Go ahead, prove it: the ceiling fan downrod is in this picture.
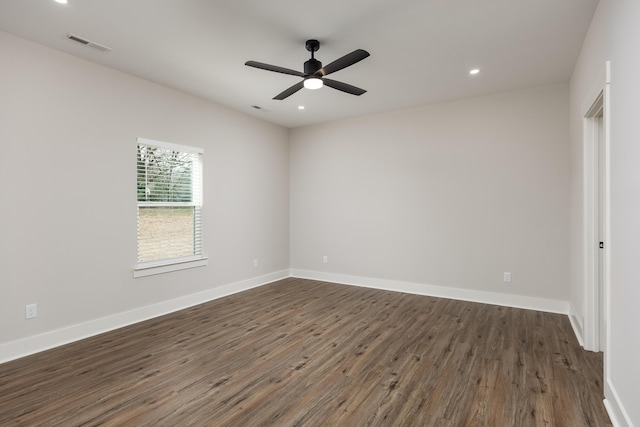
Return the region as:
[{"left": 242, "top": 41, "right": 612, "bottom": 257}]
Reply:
[{"left": 304, "top": 39, "right": 322, "bottom": 75}]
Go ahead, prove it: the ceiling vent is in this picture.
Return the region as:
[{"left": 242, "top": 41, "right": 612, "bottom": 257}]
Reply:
[{"left": 66, "top": 33, "right": 112, "bottom": 53}]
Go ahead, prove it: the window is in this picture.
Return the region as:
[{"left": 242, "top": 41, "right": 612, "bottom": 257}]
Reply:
[{"left": 134, "top": 138, "right": 206, "bottom": 277}]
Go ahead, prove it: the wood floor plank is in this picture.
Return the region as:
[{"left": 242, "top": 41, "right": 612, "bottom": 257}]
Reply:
[{"left": 0, "top": 278, "right": 611, "bottom": 426}]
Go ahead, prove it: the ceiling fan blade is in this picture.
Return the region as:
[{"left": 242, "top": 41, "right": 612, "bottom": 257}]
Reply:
[
  {"left": 317, "top": 49, "right": 370, "bottom": 76},
  {"left": 322, "top": 78, "right": 367, "bottom": 96},
  {"left": 273, "top": 81, "right": 305, "bottom": 100},
  {"left": 245, "top": 61, "right": 305, "bottom": 77}
]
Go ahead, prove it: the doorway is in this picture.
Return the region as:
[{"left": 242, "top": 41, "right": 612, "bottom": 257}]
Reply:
[{"left": 583, "top": 72, "right": 609, "bottom": 353}]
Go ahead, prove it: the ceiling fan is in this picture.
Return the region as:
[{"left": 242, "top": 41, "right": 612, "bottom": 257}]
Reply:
[{"left": 245, "top": 39, "right": 370, "bottom": 100}]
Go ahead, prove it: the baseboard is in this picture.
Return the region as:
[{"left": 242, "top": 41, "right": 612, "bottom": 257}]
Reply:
[
  {"left": 568, "top": 303, "right": 585, "bottom": 347},
  {"left": 0, "top": 269, "right": 572, "bottom": 365},
  {"left": 604, "top": 379, "right": 633, "bottom": 427},
  {"left": 0, "top": 269, "right": 290, "bottom": 364},
  {"left": 290, "top": 269, "right": 569, "bottom": 314}
]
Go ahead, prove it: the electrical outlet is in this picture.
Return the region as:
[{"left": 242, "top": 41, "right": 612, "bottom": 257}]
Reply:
[
  {"left": 322, "top": 255, "right": 328, "bottom": 264},
  {"left": 253, "top": 258, "right": 259, "bottom": 268},
  {"left": 26, "top": 303, "right": 37, "bottom": 319},
  {"left": 503, "top": 272, "right": 512, "bottom": 283}
]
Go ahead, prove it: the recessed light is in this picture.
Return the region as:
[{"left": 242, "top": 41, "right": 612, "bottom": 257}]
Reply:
[
  {"left": 298, "top": 106, "right": 305, "bottom": 110},
  {"left": 54, "top": 0, "right": 68, "bottom": 4},
  {"left": 469, "top": 68, "right": 480, "bottom": 75}
]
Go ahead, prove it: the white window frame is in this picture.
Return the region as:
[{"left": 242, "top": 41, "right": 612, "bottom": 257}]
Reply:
[{"left": 133, "top": 137, "right": 207, "bottom": 278}]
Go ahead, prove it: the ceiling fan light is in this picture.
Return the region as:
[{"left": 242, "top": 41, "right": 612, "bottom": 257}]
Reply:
[{"left": 304, "top": 77, "right": 323, "bottom": 90}]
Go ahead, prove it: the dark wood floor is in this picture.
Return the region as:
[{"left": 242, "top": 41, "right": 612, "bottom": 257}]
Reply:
[{"left": 0, "top": 278, "right": 610, "bottom": 426}]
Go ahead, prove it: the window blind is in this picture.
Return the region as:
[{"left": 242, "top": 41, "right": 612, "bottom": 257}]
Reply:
[{"left": 136, "top": 138, "right": 203, "bottom": 265}]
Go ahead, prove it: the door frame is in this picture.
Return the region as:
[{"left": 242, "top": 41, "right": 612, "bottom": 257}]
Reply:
[{"left": 582, "top": 62, "right": 610, "bottom": 353}]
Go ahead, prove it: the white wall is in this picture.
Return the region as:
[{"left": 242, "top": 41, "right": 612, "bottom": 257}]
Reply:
[
  {"left": 605, "top": 2, "right": 640, "bottom": 425},
  {"left": 290, "top": 84, "right": 571, "bottom": 309},
  {"left": 569, "top": 1, "right": 640, "bottom": 425},
  {"left": 0, "top": 31, "right": 290, "bottom": 360}
]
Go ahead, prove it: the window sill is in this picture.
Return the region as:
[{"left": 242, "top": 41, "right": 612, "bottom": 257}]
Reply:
[{"left": 133, "top": 257, "right": 208, "bottom": 278}]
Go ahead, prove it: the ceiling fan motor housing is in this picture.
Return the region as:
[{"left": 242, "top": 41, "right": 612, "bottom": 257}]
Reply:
[{"left": 304, "top": 58, "right": 322, "bottom": 75}]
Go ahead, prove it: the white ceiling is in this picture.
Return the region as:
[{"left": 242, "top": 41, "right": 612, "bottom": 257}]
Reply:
[{"left": 0, "top": 0, "right": 598, "bottom": 128}]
